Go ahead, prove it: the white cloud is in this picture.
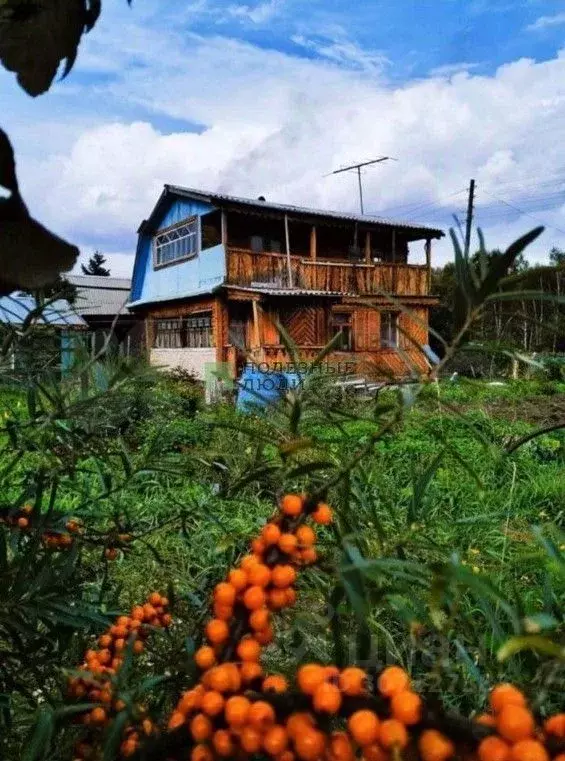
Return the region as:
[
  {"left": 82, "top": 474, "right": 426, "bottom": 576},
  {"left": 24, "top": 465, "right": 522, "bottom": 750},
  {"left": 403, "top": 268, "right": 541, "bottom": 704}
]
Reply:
[
  {"left": 9, "top": 13, "right": 565, "bottom": 274},
  {"left": 227, "top": 0, "right": 282, "bottom": 24},
  {"left": 291, "top": 32, "right": 389, "bottom": 75},
  {"left": 526, "top": 12, "right": 565, "bottom": 31},
  {"left": 429, "top": 62, "right": 481, "bottom": 77}
]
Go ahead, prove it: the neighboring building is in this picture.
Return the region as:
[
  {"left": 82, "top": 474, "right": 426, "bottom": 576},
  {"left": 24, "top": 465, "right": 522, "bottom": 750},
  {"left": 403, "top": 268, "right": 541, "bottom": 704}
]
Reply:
[
  {"left": 128, "top": 186, "right": 444, "bottom": 385},
  {"left": 0, "top": 294, "right": 87, "bottom": 374},
  {"left": 67, "top": 275, "right": 143, "bottom": 357}
]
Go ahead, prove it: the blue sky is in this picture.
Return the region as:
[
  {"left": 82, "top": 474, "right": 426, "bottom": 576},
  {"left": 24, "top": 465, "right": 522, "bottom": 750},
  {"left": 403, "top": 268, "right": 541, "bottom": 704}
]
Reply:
[{"left": 2, "top": 0, "right": 565, "bottom": 271}]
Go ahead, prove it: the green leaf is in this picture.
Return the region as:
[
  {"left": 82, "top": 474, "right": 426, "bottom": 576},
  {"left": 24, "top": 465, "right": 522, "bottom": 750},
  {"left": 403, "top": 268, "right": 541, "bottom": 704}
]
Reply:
[
  {"left": 102, "top": 709, "right": 130, "bottom": 761},
  {"left": 408, "top": 449, "right": 444, "bottom": 525},
  {"left": 477, "top": 227, "right": 544, "bottom": 302},
  {"left": 498, "top": 635, "right": 565, "bottom": 662},
  {"left": 22, "top": 707, "right": 54, "bottom": 761},
  {"left": 329, "top": 585, "right": 347, "bottom": 668}
]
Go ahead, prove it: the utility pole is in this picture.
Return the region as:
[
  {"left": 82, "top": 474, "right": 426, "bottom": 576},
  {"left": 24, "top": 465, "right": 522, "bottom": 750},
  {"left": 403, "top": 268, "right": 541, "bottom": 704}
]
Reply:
[
  {"left": 330, "top": 157, "right": 396, "bottom": 215},
  {"left": 464, "top": 178, "right": 475, "bottom": 257}
]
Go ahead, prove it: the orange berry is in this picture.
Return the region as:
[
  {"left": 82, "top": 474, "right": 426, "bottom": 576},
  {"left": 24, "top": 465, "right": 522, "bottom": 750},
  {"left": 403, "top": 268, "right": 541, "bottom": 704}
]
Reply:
[
  {"left": 241, "top": 726, "right": 263, "bottom": 753},
  {"left": 228, "top": 568, "right": 248, "bottom": 591},
  {"left": 90, "top": 707, "right": 107, "bottom": 726},
  {"left": 192, "top": 744, "right": 214, "bottom": 761},
  {"left": 263, "top": 523, "right": 282, "bottom": 545},
  {"left": 272, "top": 565, "right": 297, "bottom": 588},
  {"left": 277, "top": 751, "right": 296, "bottom": 761},
  {"left": 294, "top": 728, "right": 326, "bottom": 761},
  {"left": 377, "top": 666, "right": 410, "bottom": 697},
  {"left": 497, "top": 706, "right": 535, "bottom": 743},
  {"left": 98, "top": 634, "right": 112, "bottom": 648},
  {"left": 143, "top": 603, "right": 157, "bottom": 620},
  {"left": 544, "top": 714, "right": 565, "bottom": 737},
  {"left": 313, "top": 682, "right": 342, "bottom": 713},
  {"left": 263, "top": 675, "right": 288, "bottom": 693},
  {"left": 510, "top": 740, "right": 549, "bottom": 761},
  {"left": 362, "top": 744, "right": 388, "bottom": 761},
  {"left": 17, "top": 516, "right": 29, "bottom": 528},
  {"left": 348, "top": 710, "right": 380, "bottom": 746},
  {"left": 201, "top": 690, "right": 225, "bottom": 717},
  {"left": 287, "top": 713, "right": 315, "bottom": 738},
  {"left": 206, "top": 618, "right": 229, "bottom": 644},
  {"left": 390, "top": 690, "right": 422, "bottom": 725},
  {"left": 281, "top": 494, "right": 303, "bottom": 516},
  {"left": 300, "top": 547, "right": 318, "bottom": 565},
  {"left": 131, "top": 606, "right": 144, "bottom": 621},
  {"left": 297, "top": 664, "right": 327, "bottom": 695},
  {"left": 240, "top": 661, "right": 264, "bottom": 683},
  {"left": 237, "top": 637, "right": 261, "bottom": 662},
  {"left": 133, "top": 640, "right": 144, "bottom": 654},
  {"left": 120, "top": 739, "right": 138, "bottom": 757},
  {"left": 478, "top": 736, "right": 511, "bottom": 761},
  {"left": 248, "top": 700, "right": 276, "bottom": 729},
  {"left": 418, "top": 730, "right": 454, "bottom": 761},
  {"left": 249, "top": 607, "right": 271, "bottom": 631},
  {"left": 195, "top": 646, "right": 217, "bottom": 670},
  {"left": 296, "top": 525, "right": 316, "bottom": 547},
  {"left": 269, "top": 588, "right": 289, "bottom": 610},
  {"left": 279, "top": 533, "right": 298, "bottom": 554},
  {"left": 105, "top": 548, "right": 118, "bottom": 560},
  {"left": 248, "top": 563, "right": 272, "bottom": 587},
  {"left": 312, "top": 503, "right": 332, "bottom": 525},
  {"left": 339, "top": 667, "right": 367, "bottom": 696},
  {"left": 114, "top": 638, "right": 126, "bottom": 653},
  {"left": 213, "top": 601, "right": 233, "bottom": 621},
  {"left": 251, "top": 537, "right": 265, "bottom": 556},
  {"left": 191, "top": 713, "right": 213, "bottom": 742},
  {"left": 324, "top": 665, "right": 340, "bottom": 679},
  {"left": 476, "top": 713, "right": 497, "bottom": 727},
  {"left": 225, "top": 695, "right": 251, "bottom": 727},
  {"left": 379, "top": 719, "right": 408, "bottom": 750},
  {"left": 148, "top": 592, "right": 162, "bottom": 606},
  {"left": 285, "top": 588, "right": 297, "bottom": 606},
  {"left": 264, "top": 726, "right": 289, "bottom": 756},
  {"left": 213, "top": 729, "right": 235, "bottom": 757},
  {"left": 206, "top": 665, "right": 235, "bottom": 693},
  {"left": 214, "top": 582, "right": 237, "bottom": 606},
  {"left": 241, "top": 554, "right": 260, "bottom": 571},
  {"left": 330, "top": 732, "right": 355, "bottom": 761},
  {"left": 244, "top": 585, "right": 267, "bottom": 610},
  {"left": 490, "top": 684, "right": 527, "bottom": 714}
]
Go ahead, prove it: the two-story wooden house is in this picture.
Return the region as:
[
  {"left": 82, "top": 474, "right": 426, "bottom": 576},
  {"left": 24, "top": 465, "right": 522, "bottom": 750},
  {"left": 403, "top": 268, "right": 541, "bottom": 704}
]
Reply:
[{"left": 129, "top": 186, "right": 443, "bottom": 383}]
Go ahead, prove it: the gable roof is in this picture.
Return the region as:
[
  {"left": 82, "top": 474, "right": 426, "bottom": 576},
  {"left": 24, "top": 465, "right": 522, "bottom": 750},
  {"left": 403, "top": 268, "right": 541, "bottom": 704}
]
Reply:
[
  {"left": 140, "top": 185, "right": 444, "bottom": 240},
  {"left": 67, "top": 275, "right": 132, "bottom": 316},
  {"left": 0, "top": 295, "right": 86, "bottom": 328}
]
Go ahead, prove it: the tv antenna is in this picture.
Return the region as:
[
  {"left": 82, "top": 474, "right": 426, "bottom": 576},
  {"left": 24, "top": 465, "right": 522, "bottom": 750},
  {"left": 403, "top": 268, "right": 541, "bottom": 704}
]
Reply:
[{"left": 329, "top": 156, "right": 397, "bottom": 215}]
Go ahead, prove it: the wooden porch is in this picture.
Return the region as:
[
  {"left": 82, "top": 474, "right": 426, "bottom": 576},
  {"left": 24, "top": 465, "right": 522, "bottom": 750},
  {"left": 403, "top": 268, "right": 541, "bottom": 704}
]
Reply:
[{"left": 226, "top": 248, "right": 431, "bottom": 296}]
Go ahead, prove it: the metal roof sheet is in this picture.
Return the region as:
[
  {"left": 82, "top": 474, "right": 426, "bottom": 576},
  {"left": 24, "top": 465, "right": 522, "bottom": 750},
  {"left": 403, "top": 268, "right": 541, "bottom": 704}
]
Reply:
[
  {"left": 67, "top": 275, "right": 132, "bottom": 316},
  {"left": 165, "top": 185, "right": 444, "bottom": 237},
  {"left": 0, "top": 295, "right": 87, "bottom": 328},
  {"left": 225, "top": 285, "right": 348, "bottom": 297}
]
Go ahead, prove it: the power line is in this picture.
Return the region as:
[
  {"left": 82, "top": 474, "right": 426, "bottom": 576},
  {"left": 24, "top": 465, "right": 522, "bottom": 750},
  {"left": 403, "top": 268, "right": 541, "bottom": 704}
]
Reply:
[{"left": 479, "top": 189, "right": 565, "bottom": 236}]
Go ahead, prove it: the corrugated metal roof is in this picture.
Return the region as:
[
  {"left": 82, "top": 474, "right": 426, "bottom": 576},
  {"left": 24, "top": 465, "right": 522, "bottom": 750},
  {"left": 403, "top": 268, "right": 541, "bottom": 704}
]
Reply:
[
  {"left": 225, "top": 285, "right": 348, "bottom": 297},
  {"left": 0, "top": 295, "right": 87, "bottom": 327},
  {"left": 67, "top": 275, "right": 132, "bottom": 316},
  {"left": 165, "top": 185, "right": 445, "bottom": 237}
]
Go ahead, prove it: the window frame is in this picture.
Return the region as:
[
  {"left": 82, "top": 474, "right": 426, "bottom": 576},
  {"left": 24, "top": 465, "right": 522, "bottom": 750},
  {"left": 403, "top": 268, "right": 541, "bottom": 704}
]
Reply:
[
  {"left": 330, "top": 310, "right": 354, "bottom": 352},
  {"left": 153, "top": 216, "right": 200, "bottom": 269},
  {"left": 152, "top": 311, "right": 214, "bottom": 349},
  {"left": 380, "top": 311, "right": 399, "bottom": 349}
]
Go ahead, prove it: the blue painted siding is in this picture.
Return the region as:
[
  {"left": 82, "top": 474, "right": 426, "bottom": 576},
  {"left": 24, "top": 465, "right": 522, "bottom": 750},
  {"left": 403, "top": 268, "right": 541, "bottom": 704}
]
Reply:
[{"left": 130, "top": 197, "right": 226, "bottom": 305}]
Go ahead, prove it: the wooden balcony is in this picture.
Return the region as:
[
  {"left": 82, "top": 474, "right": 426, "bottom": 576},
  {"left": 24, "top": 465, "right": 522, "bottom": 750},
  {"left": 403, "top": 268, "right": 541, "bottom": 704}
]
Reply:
[{"left": 226, "top": 248, "right": 430, "bottom": 297}]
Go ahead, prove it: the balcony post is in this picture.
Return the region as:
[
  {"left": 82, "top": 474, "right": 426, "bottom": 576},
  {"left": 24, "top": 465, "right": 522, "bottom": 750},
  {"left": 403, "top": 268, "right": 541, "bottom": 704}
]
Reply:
[
  {"left": 392, "top": 229, "right": 396, "bottom": 263},
  {"left": 310, "top": 225, "right": 317, "bottom": 261},
  {"left": 364, "top": 231, "right": 371, "bottom": 264},
  {"left": 425, "top": 238, "right": 432, "bottom": 292},
  {"left": 252, "top": 299, "right": 261, "bottom": 353},
  {"left": 284, "top": 214, "right": 293, "bottom": 288},
  {"left": 221, "top": 211, "right": 228, "bottom": 246}
]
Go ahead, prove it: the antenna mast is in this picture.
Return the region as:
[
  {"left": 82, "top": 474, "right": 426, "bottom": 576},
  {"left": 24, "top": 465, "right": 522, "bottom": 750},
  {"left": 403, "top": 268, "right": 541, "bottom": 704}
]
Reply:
[{"left": 330, "top": 156, "right": 396, "bottom": 214}]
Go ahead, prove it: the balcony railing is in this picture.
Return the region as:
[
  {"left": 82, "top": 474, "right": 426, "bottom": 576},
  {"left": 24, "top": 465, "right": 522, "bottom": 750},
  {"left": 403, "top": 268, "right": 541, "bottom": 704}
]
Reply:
[{"left": 226, "top": 249, "right": 429, "bottom": 296}]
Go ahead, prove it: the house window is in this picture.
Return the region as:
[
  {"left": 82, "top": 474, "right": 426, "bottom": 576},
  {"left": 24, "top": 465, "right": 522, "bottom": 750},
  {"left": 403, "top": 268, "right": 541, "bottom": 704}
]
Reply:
[
  {"left": 186, "top": 312, "right": 213, "bottom": 348},
  {"left": 251, "top": 235, "right": 263, "bottom": 253},
  {"left": 154, "top": 217, "right": 199, "bottom": 266},
  {"left": 154, "top": 319, "right": 184, "bottom": 348},
  {"left": 380, "top": 312, "right": 399, "bottom": 348},
  {"left": 153, "top": 313, "right": 213, "bottom": 348},
  {"left": 330, "top": 312, "right": 353, "bottom": 351}
]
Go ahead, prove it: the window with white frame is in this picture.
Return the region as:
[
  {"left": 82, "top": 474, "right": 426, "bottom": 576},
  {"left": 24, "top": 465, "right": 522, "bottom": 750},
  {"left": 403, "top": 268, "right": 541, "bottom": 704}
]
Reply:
[
  {"left": 154, "top": 217, "right": 199, "bottom": 266},
  {"left": 380, "top": 311, "right": 399, "bottom": 348}
]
